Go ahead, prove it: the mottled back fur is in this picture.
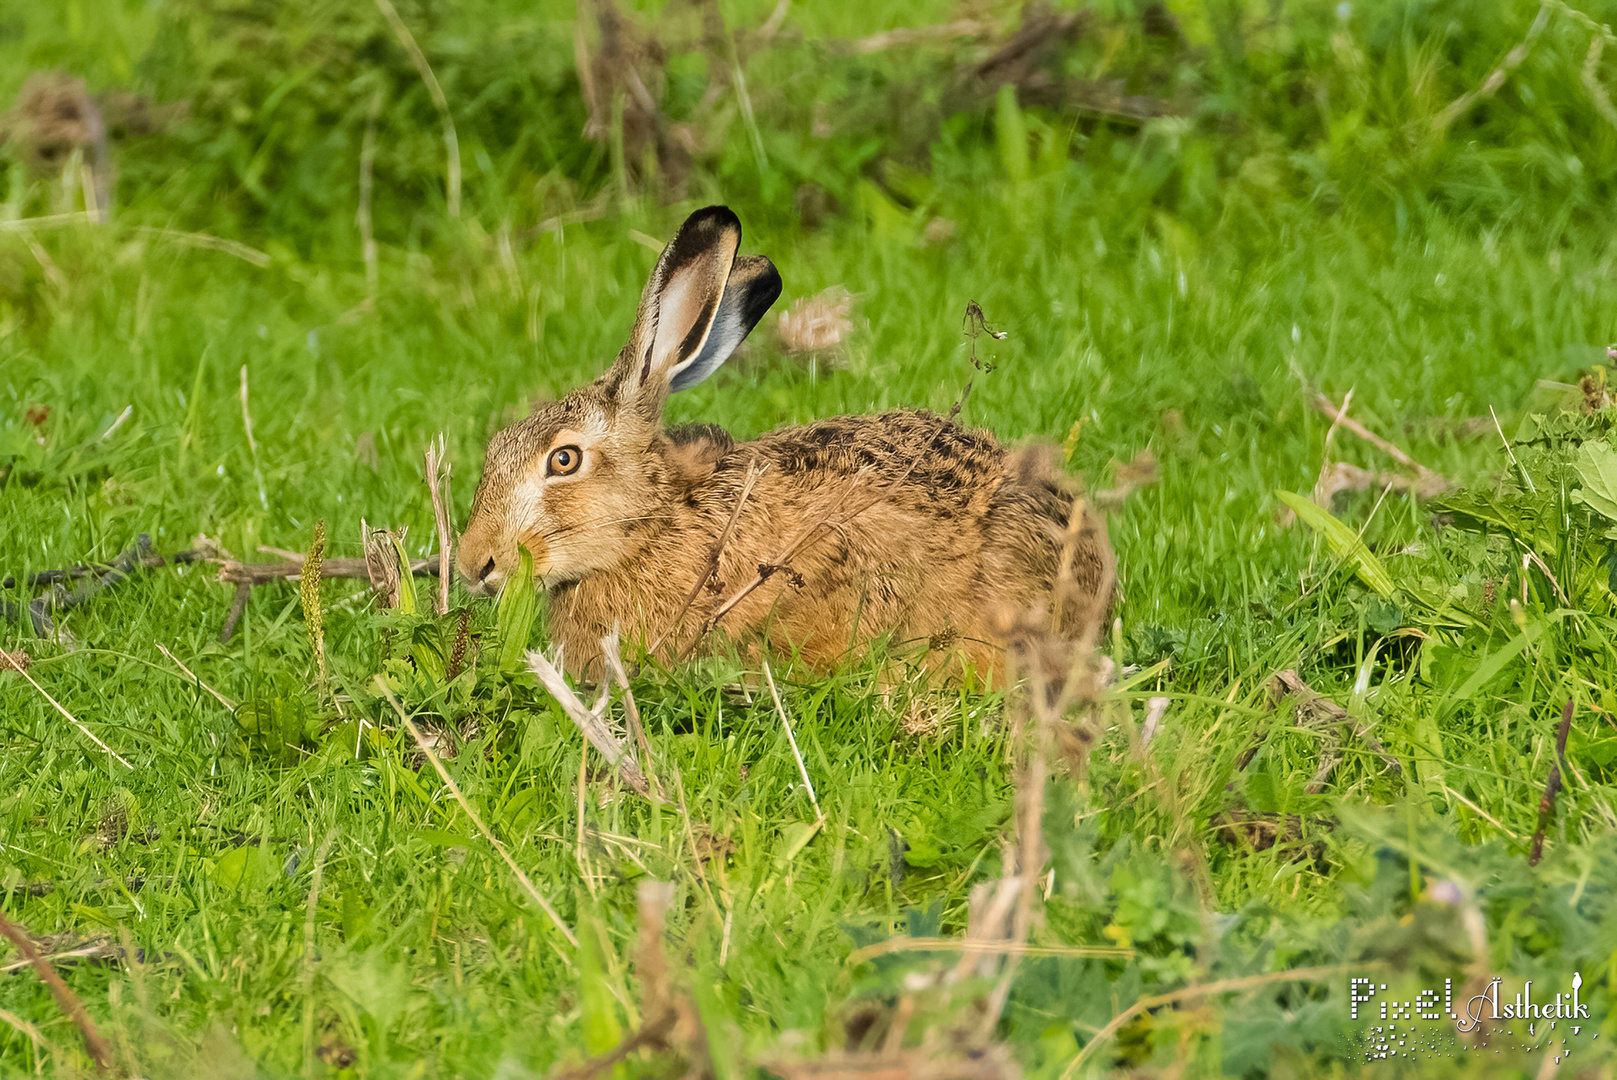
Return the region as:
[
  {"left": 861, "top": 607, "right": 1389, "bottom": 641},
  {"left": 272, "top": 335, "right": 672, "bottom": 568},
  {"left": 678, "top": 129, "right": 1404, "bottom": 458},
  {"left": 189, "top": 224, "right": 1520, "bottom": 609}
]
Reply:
[{"left": 457, "top": 206, "right": 1112, "bottom": 678}]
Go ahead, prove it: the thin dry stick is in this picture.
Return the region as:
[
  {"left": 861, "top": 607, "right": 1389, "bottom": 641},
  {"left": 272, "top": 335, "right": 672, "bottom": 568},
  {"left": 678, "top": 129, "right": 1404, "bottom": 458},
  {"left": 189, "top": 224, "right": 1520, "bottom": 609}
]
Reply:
[
  {"left": 652, "top": 456, "right": 768, "bottom": 655},
  {"left": 1430, "top": 0, "right": 1553, "bottom": 134},
  {"left": 373, "top": 0, "right": 461, "bottom": 217},
  {"left": 1061, "top": 964, "right": 1373, "bottom": 1078},
  {"left": 847, "top": 938, "right": 1132, "bottom": 965},
  {"left": 762, "top": 660, "right": 822, "bottom": 821},
  {"left": 300, "top": 827, "right": 338, "bottom": 1080},
  {"left": 358, "top": 88, "right": 384, "bottom": 297},
  {"left": 218, "top": 556, "right": 439, "bottom": 585},
  {"left": 1529, "top": 698, "right": 1576, "bottom": 866},
  {"left": 0, "top": 652, "right": 132, "bottom": 769},
  {"left": 378, "top": 681, "right": 578, "bottom": 945},
  {"left": 1309, "top": 390, "right": 1446, "bottom": 489},
  {"left": 601, "top": 637, "right": 662, "bottom": 801},
  {"left": 154, "top": 643, "right": 238, "bottom": 711},
  {"left": 424, "top": 435, "right": 453, "bottom": 615},
  {"left": 526, "top": 648, "right": 652, "bottom": 797},
  {"left": 0, "top": 909, "right": 115, "bottom": 1074}
]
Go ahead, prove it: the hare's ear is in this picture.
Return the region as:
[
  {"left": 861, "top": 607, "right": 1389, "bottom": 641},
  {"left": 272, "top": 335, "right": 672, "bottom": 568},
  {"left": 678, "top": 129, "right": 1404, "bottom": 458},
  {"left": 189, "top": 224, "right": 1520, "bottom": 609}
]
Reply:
[
  {"left": 669, "top": 254, "right": 782, "bottom": 392},
  {"left": 609, "top": 206, "right": 782, "bottom": 410}
]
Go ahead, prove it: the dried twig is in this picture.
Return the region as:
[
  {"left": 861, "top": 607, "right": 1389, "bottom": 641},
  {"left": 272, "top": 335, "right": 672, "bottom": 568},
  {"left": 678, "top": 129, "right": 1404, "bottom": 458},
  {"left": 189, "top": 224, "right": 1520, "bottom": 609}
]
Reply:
[
  {"left": 219, "top": 582, "right": 251, "bottom": 644},
  {"left": 601, "top": 635, "right": 662, "bottom": 801},
  {"left": 525, "top": 648, "right": 652, "bottom": 798},
  {"left": 1309, "top": 391, "right": 1451, "bottom": 496},
  {"left": 4, "top": 534, "right": 156, "bottom": 635},
  {"left": 216, "top": 556, "right": 440, "bottom": 585},
  {"left": 0, "top": 909, "right": 115, "bottom": 1074},
  {"left": 653, "top": 456, "right": 767, "bottom": 655},
  {"left": 1528, "top": 698, "right": 1575, "bottom": 866},
  {"left": 377, "top": 680, "right": 578, "bottom": 945}
]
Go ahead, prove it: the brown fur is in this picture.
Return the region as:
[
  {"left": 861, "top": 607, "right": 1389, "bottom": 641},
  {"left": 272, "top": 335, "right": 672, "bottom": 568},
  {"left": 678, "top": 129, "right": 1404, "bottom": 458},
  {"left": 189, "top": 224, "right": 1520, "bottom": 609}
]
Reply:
[{"left": 456, "top": 207, "right": 1112, "bottom": 679}]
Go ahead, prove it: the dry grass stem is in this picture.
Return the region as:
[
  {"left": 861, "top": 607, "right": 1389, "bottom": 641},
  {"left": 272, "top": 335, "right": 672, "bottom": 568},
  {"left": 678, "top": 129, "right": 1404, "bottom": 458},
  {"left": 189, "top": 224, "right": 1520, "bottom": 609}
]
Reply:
[
  {"left": 372, "top": 0, "right": 460, "bottom": 217},
  {"left": 154, "top": 643, "right": 238, "bottom": 710},
  {"left": 526, "top": 648, "right": 653, "bottom": 798},
  {"left": 425, "top": 435, "right": 454, "bottom": 615},
  {"left": 378, "top": 680, "right": 579, "bottom": 945},
  {"left": 655, "top": 456, "right": 768, "bottom": 655},
  {"left": 601, "top": 635, "right": 663, "bottom": 801},
  {"left": 0, "top": 1007, "right": 48, "bottom": 1052},
  {"left": 763, "top": 659, "right": 823, "bottom": 821},
  {"left": 1, "top": 650, "right": 132, "bottom": 769},
  {"left": 1060, "top": 964, "right": 1375, "bottom": 1077},
  {"left": 0, "top": 909, "right": 115, "bottom": 1073},
  {"left": 850, "top": 936, "right": 1132, "bottom": 966},
  {"left": 1309, "top": 390, "right": 1452, "bottom": 497}
]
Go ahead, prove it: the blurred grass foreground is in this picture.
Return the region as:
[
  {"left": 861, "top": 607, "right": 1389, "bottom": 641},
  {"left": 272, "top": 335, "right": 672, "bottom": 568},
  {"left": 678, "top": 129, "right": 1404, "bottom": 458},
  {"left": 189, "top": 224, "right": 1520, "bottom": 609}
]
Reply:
[{"left": 8, "top": 0, "right": 1617, "bottom": 1077}]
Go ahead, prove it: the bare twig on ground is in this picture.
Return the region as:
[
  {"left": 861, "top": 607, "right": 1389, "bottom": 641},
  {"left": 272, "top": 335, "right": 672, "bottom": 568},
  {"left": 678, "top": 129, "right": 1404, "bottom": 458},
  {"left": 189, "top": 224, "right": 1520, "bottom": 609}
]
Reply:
[
  {"left": 216, "top": 556, "right": 440, "bottom": 585},
  {"left": 4, "top": 534, "right": 155, "bottom": 635},
  {"left": 0, "top": 909, "right": 115, "bottom": 1073},
  {"left": 1529, "top": 698, "right": 1575, "bottom": 866},
  {"left": 1309, "top": 391, "right": 1453, "bottom": 498},
  {"left": 378, "top": 680, "right": 578, "bottom": 945}
]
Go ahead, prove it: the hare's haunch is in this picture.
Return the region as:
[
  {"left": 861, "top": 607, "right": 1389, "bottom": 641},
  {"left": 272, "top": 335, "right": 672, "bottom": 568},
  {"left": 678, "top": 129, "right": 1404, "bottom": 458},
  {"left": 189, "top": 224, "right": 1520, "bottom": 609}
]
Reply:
[{"left": 458, "top": 206, "right": 1112, "bottom": 677}]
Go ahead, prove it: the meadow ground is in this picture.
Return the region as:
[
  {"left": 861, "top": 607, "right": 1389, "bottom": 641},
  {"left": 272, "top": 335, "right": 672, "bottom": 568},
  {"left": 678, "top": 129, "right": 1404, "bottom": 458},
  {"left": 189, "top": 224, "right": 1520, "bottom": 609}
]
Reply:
[{"left": 6, "top": 0, "right": 1617, "bottom": 1076}]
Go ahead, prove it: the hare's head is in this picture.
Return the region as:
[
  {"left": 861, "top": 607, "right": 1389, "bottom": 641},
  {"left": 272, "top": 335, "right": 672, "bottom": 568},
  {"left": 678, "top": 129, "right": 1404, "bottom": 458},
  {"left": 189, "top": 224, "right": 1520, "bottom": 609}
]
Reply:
[{"left": 458, "top": 206, "right": 781, "bottom": 596}]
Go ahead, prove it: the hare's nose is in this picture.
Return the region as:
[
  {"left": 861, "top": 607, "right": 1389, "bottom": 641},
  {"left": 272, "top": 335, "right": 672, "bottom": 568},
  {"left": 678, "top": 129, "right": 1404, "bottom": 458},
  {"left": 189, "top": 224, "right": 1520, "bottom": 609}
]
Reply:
[{"left": 474, "top": 557, "right": 496, "bottom": 584}]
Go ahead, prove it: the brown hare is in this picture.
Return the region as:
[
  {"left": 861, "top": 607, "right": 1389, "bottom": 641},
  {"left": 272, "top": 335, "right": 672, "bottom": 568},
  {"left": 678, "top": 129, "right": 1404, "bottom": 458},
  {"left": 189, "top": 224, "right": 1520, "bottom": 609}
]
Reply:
[{"left": 457, "top": 206, "right": 1112, "bottom": 678}]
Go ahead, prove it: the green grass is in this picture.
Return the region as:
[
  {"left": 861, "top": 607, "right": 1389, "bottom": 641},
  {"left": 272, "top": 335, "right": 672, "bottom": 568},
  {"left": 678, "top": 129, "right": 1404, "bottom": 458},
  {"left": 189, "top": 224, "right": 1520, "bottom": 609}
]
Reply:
[{"left": 9, "top": 0, "right": 1617, "bottom": 1076}]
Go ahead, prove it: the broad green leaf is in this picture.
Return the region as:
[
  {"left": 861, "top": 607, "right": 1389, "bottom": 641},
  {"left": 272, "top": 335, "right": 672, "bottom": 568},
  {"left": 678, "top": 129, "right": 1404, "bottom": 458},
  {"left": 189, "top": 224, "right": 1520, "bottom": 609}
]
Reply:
[
  {"left": 214, "top": 846, "right": 251, "bottom": 892},
  {"left": 1572, "top": 440, "right": 1617, "bottom": 521},
  {"left": 497, "top": 545, "right": 537, "bottom": 671},
  {"left": 389, "top": 534, "right": 417, "bottom": 614},
  {"left": 1275, "top": 491, "right": 1395, "bottom": 597}
]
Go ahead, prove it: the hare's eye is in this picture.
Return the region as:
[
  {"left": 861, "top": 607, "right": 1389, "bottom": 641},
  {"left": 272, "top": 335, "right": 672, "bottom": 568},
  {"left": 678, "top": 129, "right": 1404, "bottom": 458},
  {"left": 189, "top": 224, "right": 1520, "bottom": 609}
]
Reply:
[{"left": 546, "top": 445, "right": 583, "bottom": 477}]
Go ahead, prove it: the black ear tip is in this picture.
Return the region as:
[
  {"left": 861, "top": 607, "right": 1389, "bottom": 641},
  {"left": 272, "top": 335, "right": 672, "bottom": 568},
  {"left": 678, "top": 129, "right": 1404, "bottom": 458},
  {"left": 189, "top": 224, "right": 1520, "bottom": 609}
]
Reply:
[{"left": 682, "top": 204, "right": 742, "bottom": 238}]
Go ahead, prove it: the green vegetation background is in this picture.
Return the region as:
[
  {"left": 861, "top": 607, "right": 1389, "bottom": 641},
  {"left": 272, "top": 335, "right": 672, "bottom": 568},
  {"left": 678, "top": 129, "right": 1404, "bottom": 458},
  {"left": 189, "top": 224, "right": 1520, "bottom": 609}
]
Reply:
[{"left": 6, "top": 0, "right": 1617, "bottom": 1075}]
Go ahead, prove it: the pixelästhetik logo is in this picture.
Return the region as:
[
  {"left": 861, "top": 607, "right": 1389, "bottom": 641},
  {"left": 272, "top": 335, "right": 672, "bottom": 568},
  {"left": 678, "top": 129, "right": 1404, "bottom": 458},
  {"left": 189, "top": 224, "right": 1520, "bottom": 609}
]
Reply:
[{"left": 1341, "top": 972, "right": 1601, "bottom": 1064}]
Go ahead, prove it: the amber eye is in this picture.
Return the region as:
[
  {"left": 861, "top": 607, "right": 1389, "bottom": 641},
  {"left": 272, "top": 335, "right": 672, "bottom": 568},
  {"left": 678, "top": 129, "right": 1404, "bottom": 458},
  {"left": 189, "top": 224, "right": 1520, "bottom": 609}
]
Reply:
[{"left": 546, "top": 445, "right": 583, "bottom": 476}]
